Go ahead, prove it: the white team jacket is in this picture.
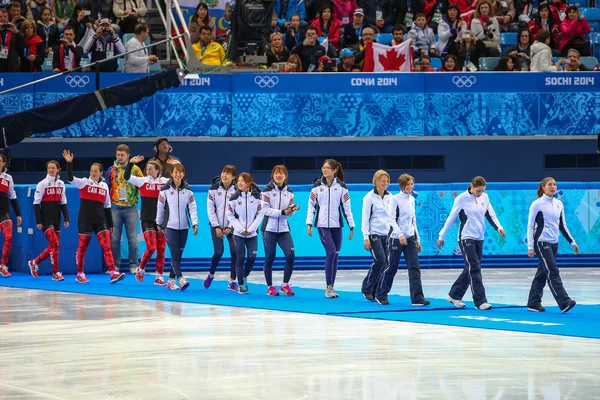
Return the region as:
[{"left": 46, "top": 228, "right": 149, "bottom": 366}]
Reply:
[
  {"left": 226, "top": 187, "right": 265, "bottom": 238},
  {"left": 156, "top": 181, "right": 199, "bottom": 230},
  {"left": 527, "top": 194, "right": 576, "bottom": 249},
  {"left": 306, "top": 177, "right": 355, "bottom": 229},
  {"left": 207, "top": 176, "right": 237, "bottom": 229},
  {"left": 261, "top": 180, "right": 296, "bottom": 233},
  {"left": 438, "top": 189, "right": 503, "bottom": 242},
  {"left": 361, "top": 188, "right": 393, "bottom": 239},
  {"left": 389, "top": 191, "right": 420, "bottom": 241}
]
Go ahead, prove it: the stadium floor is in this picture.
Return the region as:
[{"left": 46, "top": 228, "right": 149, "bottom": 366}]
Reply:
[{"left": 0, "top": 268, "right": 598, "bottom": 399}]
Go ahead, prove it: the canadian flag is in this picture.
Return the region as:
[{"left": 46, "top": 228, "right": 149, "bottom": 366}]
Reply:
[{"left": 362, "top": 41, "right": 413, "bottom": 72}]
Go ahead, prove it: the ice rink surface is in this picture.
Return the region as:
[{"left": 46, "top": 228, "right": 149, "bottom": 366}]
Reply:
[{"left": 1, "top": 268, "right": 599, "bottom": 400}]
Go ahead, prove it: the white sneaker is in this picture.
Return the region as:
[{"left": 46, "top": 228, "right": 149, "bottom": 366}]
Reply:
[
  {"left": 166, "top": 280, "right": 179, "bottom": 291},
  {"left": 477, "top": 302, "right": 492, "bottom": 310},
  {"left": 446, "top": 295, "right": 465, "bottom": 308}
]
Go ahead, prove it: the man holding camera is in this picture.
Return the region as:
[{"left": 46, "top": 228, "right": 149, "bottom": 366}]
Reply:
[
  {"left": 82, "top": 18, "right": 125, "bottom": 72},
  {"left": 52, "top": 26, "right": 83, "bottom": 72},
  {"left": 291, "top": 25, "right": 335, "bottom": 72},
  {"left": 0, "top": 7, "right": 24, "bottom": 72}
]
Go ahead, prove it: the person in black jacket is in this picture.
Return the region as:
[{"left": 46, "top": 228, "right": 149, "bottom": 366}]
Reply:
[
  {"left": 341, "top": 7, "right": 373, "bottom": 47},
  {"left": 284, "top": 13, "right": 306, "bottom": 51},
  {"left": 0, "top": 8, "right": 25, "bottom": 72},
  {"left": 52, "top": 26, "right": 83, "bottom": 72},
  {"left": 36, "top": 7, "right": 60, "bottom": 54},
  {"left": 360, "top": 0, "right": 395, "bottom": 33},
  {"left": 19, "top": 19, "right": 44, "bottom": 72},
  {"left": 291, "top": 25, "right": 335, "bottom": 71}
]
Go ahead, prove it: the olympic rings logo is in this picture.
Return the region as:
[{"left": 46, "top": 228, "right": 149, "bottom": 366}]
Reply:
[
  {"left": 65, "top": 75, "right": 90, "bottom": 88},
  {"left": 452, "top": 76, "right": 476, "bottom": 88},
  {"left": 254, "top": 76, "right": 279, "bottom": 88}
]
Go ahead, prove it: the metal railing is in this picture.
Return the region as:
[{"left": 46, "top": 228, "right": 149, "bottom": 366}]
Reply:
[{"left": 153, "top": 0, "right": 191, "bottom": 66}]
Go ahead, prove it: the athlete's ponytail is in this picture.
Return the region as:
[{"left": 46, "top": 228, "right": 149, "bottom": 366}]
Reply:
[{"left": 238, "top": 172, "right": 260, "bottom": 191}]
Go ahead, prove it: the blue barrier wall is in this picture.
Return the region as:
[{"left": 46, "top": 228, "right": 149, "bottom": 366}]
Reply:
[
  {"left": 8, "top": 182, "right": 600, "bottom": 275},
  {"left": 1, "top": 72, "right": 599, "bottom": 137}
]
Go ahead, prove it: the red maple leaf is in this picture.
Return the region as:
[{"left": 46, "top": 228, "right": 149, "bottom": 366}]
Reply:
[{"left": 378, "top": 48, "right": 405, "bottom": 71}]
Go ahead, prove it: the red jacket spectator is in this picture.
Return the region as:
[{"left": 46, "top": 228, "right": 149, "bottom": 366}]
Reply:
[
  {"left": 550, "top": 0, "right": 568, "bottom": 24},
  {"left": 449, "top": 0, "right": 474, "bottom": 16},
  {"left": 558, "top": 16, "right": 591, "bottom": 53},
  {"left": 528, "top": 20, "right": 559, "bottom": 49},
  {"left": 332, "top": 0, "right": 357, "bottom": 26},
  {"left": 311, "top": 14, "right": 341, "bottom": 50}
]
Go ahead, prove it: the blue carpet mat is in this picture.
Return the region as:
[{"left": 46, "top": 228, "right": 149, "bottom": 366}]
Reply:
[{"left": 1, "top": 273, "right": 598, "bottom": 339}]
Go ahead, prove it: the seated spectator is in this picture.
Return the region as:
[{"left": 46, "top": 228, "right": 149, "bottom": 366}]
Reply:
[
  {"left": 506, "top": 27, "right": 531, "bottom": 70},
  {"left": 341, "top": 8, "right": 372, "bottom": 48},
  {"left": 36, "top": 7, "right": 59, "bottom": 55},
  {"left": 362, "top": 0, "right": 395, "bottom": 33},
  {"left": 292, "top": 25, "right": 334, "bottom": 71},
  {"left": 353, "top": 26, "right": 376, "bottom": 67},
  {"left": 530, "top": 30, "right": 560, "bottom": 71},
  {"left": 409, "top": 13, "right": 437, "bottom": 59},
  {"left": 446, "top": 29, "right": 488, "bottom": 70},
  {"left": 0, "top": 8, "right": 24, "bottom": 72},
  {"left": 558, "top": 5, "right": 590, "bottom": 57},
  {"left": 68, "top": 4, "right": 94, "bottom": 45},
  {"left": 51, "top": 25, "right": 83, "bottom": 71},
  {"left": 193, "top": 25, "right": 225, "bottom": 65},
  {"left": 333, "top": 0, "right": 357, "bottom": 25},
  {"left": 387, "top": 24, "right": 405, "bottom": 46},
  {"left": 82, "top": 18, "right": 125, "bottom": 72},
  {"left": 265, "top": 12, "right": 282, "bottom": 42},
  {"left": 275, "top": 0, "right": 307, "bottom": 29},
  {"left": 439, "top": 53, "right": 461, "bottom": 71},
  {"left": 19, "top": 19, "right": 44, "bottom": 72},
  {"left": 282, "top": 53, "right": 303, "bottom": 72},
  {"left": 113, "top": 0, "right": 147, "bottom": 34},
  {"left": 306, "top": 0, "right": 332, "bottom": 22},
  {"left": 495, "top": 55, "right": 518, "bottom": 70},
  {"left": 413, "top": 55, "right": 434, "bottom": 71},
  {"left": 123, "top": 23, "right": 158, "bottom": 72},
  {"left": 267, "top": 32, "right": 290, "bottom": 66},
  {"left": 436, "top": 5, "right": 465, "bottom": 57},
  {"left": 337, "top": 47, "right": 360, "bottom": 71},
  {"left": 492, "top": 0, "right": 518, "bottom": 32},
  {"left": 285, "top": 13, "right": 306, "bottom": 51},
  {"left": 564, "top": 48, "right": 588, "bottom": 71},
  {"left": 412, "top": 0, "right": 439, "bottom": 31},
  {"left": 516, "top": 0, "right": 537, "bottom": 29},
  {"left": 311, "top": 5, "right": 341, "bottom": 50},
  {"left": 471, "top": 0, "right": 501, "bottom": 57},
  {"left": 529, "top": 3, "right": 560, "bottom": 56},
  {"left": 189, "top": 3, "right": 215, "bottom": 44},
  {"left": 317, "top": 54, "right": 338, "bottom": 71},
  {"left": 550, "top": 0, "right": 568, "bottom": 23},
  {"left": 26, "top": 0, "right": 50, "bottom": 22}
]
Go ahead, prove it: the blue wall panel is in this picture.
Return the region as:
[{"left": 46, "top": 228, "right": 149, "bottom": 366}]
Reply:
[{"left": 1, "top": 72, "right": 599, "bottom": 138}]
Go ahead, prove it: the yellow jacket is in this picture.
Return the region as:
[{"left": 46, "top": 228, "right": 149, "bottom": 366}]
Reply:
[{"left": 192, "top": 41, "right": 225, "bottom": 65}]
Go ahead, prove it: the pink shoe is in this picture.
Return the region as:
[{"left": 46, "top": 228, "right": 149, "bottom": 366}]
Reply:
[
  {"left": 76, "top": 274, "right": 89, "bottom": 284},
  {"left": 267, "top": 286, "right": 279, "bottom": 296},
  {"left": 28, "top": 260, "right": 39, "bottom": 278},
  {"left": 166, "top": 280, "right": 179, "bottom": 290},
  {"left": 154, "top": 276, "right": 166, "bottom": 286},
  {"left": 280, "top": 283, "right": 295, "bottom": 296},
  {"left": 110, "top": 271, "right": 126, "bottom": 284},
  {"left": 0, "top": 265, "right": 10, "bottom": 278}
]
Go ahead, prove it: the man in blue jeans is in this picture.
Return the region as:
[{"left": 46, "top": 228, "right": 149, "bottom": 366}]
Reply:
[{"left": 105, "top": 144, "right": 143, "bottom": 273}]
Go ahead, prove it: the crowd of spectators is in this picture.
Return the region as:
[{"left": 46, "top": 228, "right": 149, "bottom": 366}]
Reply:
[
  {"left": 239, "top": 0, "right": 598, "bottom": 72},
  {"left": 0, "top": 0, "right": 156, "bottom": 72},
  {"left": 1, "top": 0, "right": 598, "bottom": 73}
]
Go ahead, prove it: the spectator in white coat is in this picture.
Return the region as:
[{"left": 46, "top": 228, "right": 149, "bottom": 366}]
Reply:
[
  {"left": 123, "top": 23, "right": 158, "bottom": 72},
  {"left": 530, "top": 30, "right": 559, "bottom": 71}
]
